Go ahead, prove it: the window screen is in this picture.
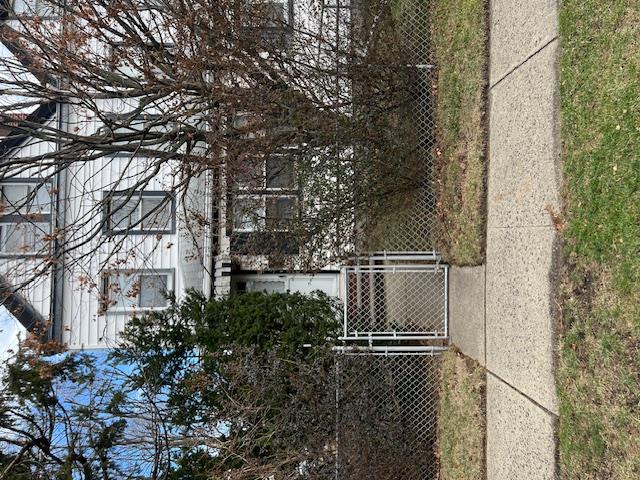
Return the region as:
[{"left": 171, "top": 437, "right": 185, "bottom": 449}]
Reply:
[
  {"left": 233, "top": 196, "right": 264, "bottom": 232},
  {"left": 1, "top": 183, "right": 51, "bottom": 215},
  {"left": 140, "top": 197, "right": 172, "bottom": 230},
  {"left": 266, "top": 196, "right": 296, "bottom": 229},
  {"left": 0, "top": 224, "right": 48, "bottom": 254},
  {"left": 139, "top": 274, "right": 168, "bottom": 308}
]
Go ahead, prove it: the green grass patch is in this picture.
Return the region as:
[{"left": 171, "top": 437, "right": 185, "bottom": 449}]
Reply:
[
  {"left": 432, "top": 0, "right": 488, "bottom": 265},
  {"left": 437, "top": 349, "right": 486, "bottom": 480},
  {"left": 558, "top": 1, "right": 640, "bottom": 478}
]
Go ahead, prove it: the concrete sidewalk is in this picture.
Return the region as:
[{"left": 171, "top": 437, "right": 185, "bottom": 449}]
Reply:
[{"left": 449, "top": 0, "right": 560, "bottom": 478}]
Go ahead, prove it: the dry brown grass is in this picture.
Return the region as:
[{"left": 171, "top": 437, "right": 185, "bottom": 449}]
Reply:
[
  {"left": 431, "top": 0, "right": 488, "bottom": 266},
  {"left": 437, "top": 349, "right": 486, "bottom": 480},
  {"left": 559, "top": 267, "right": 640, "bottom": 478}
]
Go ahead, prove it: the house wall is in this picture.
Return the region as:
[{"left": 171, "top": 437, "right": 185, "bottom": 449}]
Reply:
[
  {"left": 56, "top": 104, "right": 211, "bottom": 349},
  {"left": 0, "top": 101, "right": 212, "bottom": 349},
  {"left": 0, "top": 114, "right": 59, "bottom": 322},
  {"left": 1, "top": 0, "right": 347, "bottom": 348}
]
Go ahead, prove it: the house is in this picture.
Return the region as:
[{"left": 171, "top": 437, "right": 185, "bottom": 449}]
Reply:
[{"left": 0, "top": 0, "right": 343, "bottom": 350}]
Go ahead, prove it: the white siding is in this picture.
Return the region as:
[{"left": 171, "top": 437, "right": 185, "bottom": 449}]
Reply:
[
  {"left": 0, "top": 114, "right": 59, "bottom": 323},
  {"left": 0, "top": 104, "right": 212, "bottom": 349},
  {"left": 57, "top": 108, "right": 211, "bottom": 348}
]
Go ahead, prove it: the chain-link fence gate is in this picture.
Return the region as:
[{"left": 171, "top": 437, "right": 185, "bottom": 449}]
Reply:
[
  {"left": 340, "top": 259, "right": 448, "bottom": 341},
  {"left": 335, "top": 253, "right": 447, "bottom": 479}
]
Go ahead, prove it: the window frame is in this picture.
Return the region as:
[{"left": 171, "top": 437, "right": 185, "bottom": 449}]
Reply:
[
  {"left": 106, "top": 41, "right": 177, "bottom": 80},
  {"left": 265, "top": 153, "right": 297, "bottom": 190},
  {"left": 245, "top": 0, "right": 295, "bottom": 30},
  {"left": 265, "top": 194, "right": 298, "bottom": 231},
  {"left": 232, "top": 194, "right": 266, "bottom": 233},
  {"left": 230, "top": 152, "right": 299, "bottom": 234},
  {"left": 103, "top": 268, "right": 175, "bottom": 314},
  {"left": 8, "top": 0, "right": 59, "bottom": 19},
  {"left": 0, "top": 178, "right": 53, "bottom": 258},
  {"left": 103, "top": 190, "right": 176, "bottom": 236}
]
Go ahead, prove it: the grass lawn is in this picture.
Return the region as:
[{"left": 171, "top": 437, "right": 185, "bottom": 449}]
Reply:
[
  {"left": 431, "top": 0, "right": 488, "bottom": 266},
  {"left": 558, "top": 1, "right": 640, "bottom": 478},
  {"left": 437, "top": 349, "right": 486, "bottom": 480}
]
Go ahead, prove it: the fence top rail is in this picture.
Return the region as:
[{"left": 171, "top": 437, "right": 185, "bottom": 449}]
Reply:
[
  {"left": 339, "top": 334, "right": 447, "bottom": 340},
  {"left": 343, "top": 264, "right": 448, "bottom": 273},
  {"left": 349, "top": 251, "right": 442, "bottom": 262},
  {"left": 333, "top": 345, "right": 447, "bottom": 355}
]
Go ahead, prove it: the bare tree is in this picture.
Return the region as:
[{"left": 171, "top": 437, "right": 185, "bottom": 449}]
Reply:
[{"left": 0, "top": 0, "right": 421, "bottom": 302}]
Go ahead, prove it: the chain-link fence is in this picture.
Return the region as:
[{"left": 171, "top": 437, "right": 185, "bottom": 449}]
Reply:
[
  {"left": 365, "top": 0, "right": 437, "bottom": 252},
  {"left": 331, "top": 2, "right": 444, "bottom": 478},
  {"left": 341, "top": 263, "right": 448, "bottom": 340},
  {"left": 336, "top": 351, "right": 442, "bottom": 480}
]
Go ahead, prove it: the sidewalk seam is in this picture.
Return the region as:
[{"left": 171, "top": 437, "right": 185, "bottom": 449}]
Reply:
[
  {"left": 487, "top": 224, "right": 554, "bottom": 230},
  {"left": 487, "top": 370, "right": 559, "bottom": 418},
  {"left": 490, "top": 36, "right": 559, "bottom": 90}
]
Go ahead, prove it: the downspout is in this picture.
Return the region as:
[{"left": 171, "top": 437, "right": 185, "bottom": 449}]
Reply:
[
  {"left": 50, "top": 0, "right": 67, "bottom": 341},
  {"left": 50, "top": 98, "right": 66, "bottom": 341}
]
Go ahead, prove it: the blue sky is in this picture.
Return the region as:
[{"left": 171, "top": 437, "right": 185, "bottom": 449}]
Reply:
[{"left": 0, "top": 305, "right": 26, "bottom": 367}]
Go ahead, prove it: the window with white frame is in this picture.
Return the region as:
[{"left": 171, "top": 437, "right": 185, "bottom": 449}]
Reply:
[
  {"left": 266, "top": 154, "right": 295, "bottom": 189},
  {"left": 233, "top": 195, "right": 265, "bottom": 232},
  {"left": 0, "top": 181, "right": 52, "bottom": 255},
  {"left": 265, "top": 195, "right": 296, "bottom": 229},
  {"left": 232, "top": 153, "right": 297, "bottom": 232},
  {"left": 246, "top": 1, "right": 291, "bottom": 28},
  {"left": 106, "top": 42, "right": 176, "bottom": 80},
  {"left": 104, "top": 191, "right": 174, "bottom": 234},
  {"left": 242, "top": 0, "right": 293, "bottom": 49},
  {"left": 11, "top": 0, "right": 57, "bottom": 17},
  {"left": 103, "top": 269, "right": 173, "bottom": 312}
]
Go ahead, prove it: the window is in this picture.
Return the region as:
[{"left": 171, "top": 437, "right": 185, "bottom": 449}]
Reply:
[
  {"left": 233, "top": 195, "right": 265, "bottom": 232},
  {"left": 247, "top": 1, "right": 291, "bottom": 28},
  {"left": 104, "top": 191, "right": 174, "bottom": 234},
  {"left": 104, "top": 270, "right": 173, "bottom": 312},
  {"left": 266, "top": 155, "right": 295, "bottom": 189},
  {"left": 266, "top": 196, "right": 296, "bottom": 229},
  {"left": 0, "top": 222, "right": 48, "bottom": 253},
  {"left": 232, "top": 194, "right": 298, "bottom": 232},
  {"left": 234, "top": 155, "right": 265, "bottom": 190},
  {"left": 12, "top": 0, "right": 57, "bottom": 17},
  {"left": 0, "top": 180, "right": 52, "bottom": 256},
  {"left": 106, "top": 43, "right": 142, "bottom": 80},
  {"left": 232, "top": 153, "right": 297, "bottom": 233},
  {"left": 1, "top": 183, "right": 51, "bottom": 215}
]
